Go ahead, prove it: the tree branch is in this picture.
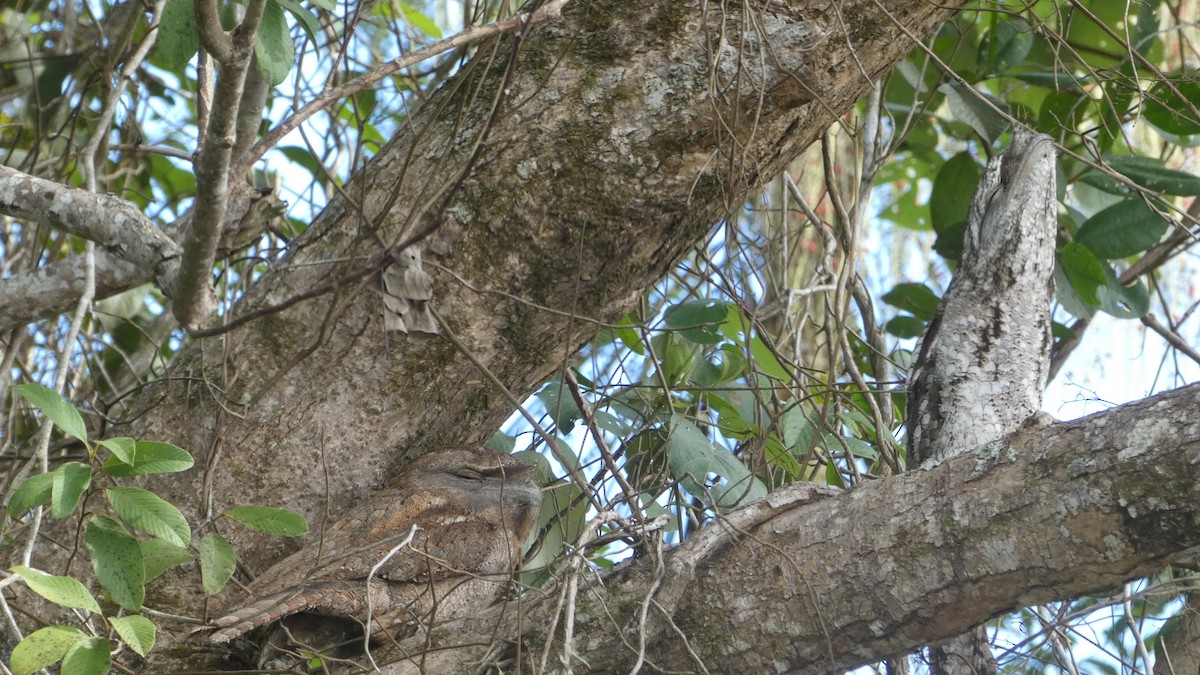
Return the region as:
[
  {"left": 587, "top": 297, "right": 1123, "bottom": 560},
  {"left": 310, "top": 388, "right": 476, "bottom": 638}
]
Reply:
[
  {"left": 0, "top": 165, "right": 180, "bottom": 278},
  {"left": 379, "top": 383, "right": 1200, "bottom": 673}
]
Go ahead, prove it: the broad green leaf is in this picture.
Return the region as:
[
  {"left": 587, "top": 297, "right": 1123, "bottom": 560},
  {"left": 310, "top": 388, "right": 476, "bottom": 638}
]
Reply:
[
  {"left": 652, "top": 332, "right": 701, "bottom": 385},
  {"left": 106, "top": 487, "right": 191, "bottom": 547},
  {"left": 109, "top": 615, "right": 156, "bottom": 657},
  {"left": 1053, "top": 265, "right": 1097, "bottom": 321},
  {"left": 938, "top": 82, "right": 1009, "bottom": 143},
  {"left": 664, "top": 299, "right": 730, "bottom": 344},
  {"left": 885, "top": 315, "right": 926, "bottom": 339},
  {"left": 399, "top": 2, "right": 442, "bottom": 38},
  {"left": 485, "top": 431, "right": 517, "bottom": 453},
  {"left": 521, "top": 482, "right": 587, "bottom": 589},
  {"left": 535, "top": 376, "right": 582, "bottom": 429},
  {"left": 255, "top": 0, "right": 294, "bottom": 85},
  {"left": 780, "top": 405, "right": 819, "bottom": 454},
  {"left": 85, "top": 516, "right": 145, "bottom": 611},
  {"left": 929, "top": 152, "right": 983, "bottom": 234},
  {"left": 6, "top": 472, "right": 54, "bottom": 516},
  {"left": 158, "top": 0, "right": 199, "bottom": 71},
  {"left": 96, "top": 437, "right": 136, "bottom": 465},
  {"left": 199, "top": 532, "right": 236, "bottom": 596},
  {"left": 50, "top": 462, "right": 91, "bottom": 518},
  {"left": 1144, "top": 76, "right": 1200, "bottom": 136},
  {"left": 980, "top": 17, "right": 1032, "bottom": 75},
  {"left": 103, "top": 441, "right": 194, "bottom": 477},
  {"left": 1075, "top": 198, "right": 1168, "bottom": 259},
  {"left": 664, "top": 419, "right": 766, "bottom": 511},
  {"left": 748, "top": 336, "right": 789, "bottom": 382},
  {"left": 60, "top": 636, "right": 111, "bottom": 675},
  {"left": 691, "top": 345, "right": 749, "bottom": 388},
  {"left": 1096, "top": 266, "right": 1151, "bottom": 319},
  {"left": 139, "top": 539, "right": 194, "bottom": 581},
  {"left": 1104, "top": 155, "right": 1200, "bottom": 196},
  {"left": 825, "top": 460, "right": 846, "bottom": 488},
  {"left": 273, "top": 0, "right": 322, "bottom": 44},
  {"left": 1058, "top": 242, "right": 1107, "bottom": 306},
  {"left": 764, "top": 435, "right": 802, "bottom": 480},
  {"left": 882, "top": 283, "right": 941, "bottom": 321},
  {"left": 9, "top": 625, "right": 87, "bottom": 675},
  {"left": 224, "top": 506, "right": 309, "bottom": 536},
  {"left": 10, "top": 566, "right": 101, "bottom": 614},
  {"left": 13, "top": 383, "right": 87, "bottom": 443}
]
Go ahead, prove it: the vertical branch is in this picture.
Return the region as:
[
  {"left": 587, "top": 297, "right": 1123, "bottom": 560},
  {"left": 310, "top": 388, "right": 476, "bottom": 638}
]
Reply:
[{"left": 173, "top": 0, "right": 269, "bottom": 329}]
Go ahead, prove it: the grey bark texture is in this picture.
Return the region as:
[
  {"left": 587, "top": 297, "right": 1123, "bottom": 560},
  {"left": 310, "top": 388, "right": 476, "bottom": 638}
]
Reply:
[
  {"left": 17, "top": 1, "right": 1195, "bottom": 673},
  {"left": 906, "top": 130, "right": 1058, "bottom": 673}
]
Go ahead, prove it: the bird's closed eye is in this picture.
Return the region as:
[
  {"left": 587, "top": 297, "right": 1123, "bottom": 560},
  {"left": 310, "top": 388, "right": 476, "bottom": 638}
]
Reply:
[{"left": 455, "top": 468, "right": 483, "bottom": 480}]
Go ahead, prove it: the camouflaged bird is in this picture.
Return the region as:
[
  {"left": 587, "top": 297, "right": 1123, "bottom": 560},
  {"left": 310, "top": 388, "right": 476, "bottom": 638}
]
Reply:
[{"left": 207, "top": 447, "right": 541, "bottom": 647}]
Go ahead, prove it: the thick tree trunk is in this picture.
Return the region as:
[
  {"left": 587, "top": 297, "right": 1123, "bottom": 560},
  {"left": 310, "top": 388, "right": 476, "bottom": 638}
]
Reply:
[{"left": 84, "top": 0, "right": 964, "bottom": 624}]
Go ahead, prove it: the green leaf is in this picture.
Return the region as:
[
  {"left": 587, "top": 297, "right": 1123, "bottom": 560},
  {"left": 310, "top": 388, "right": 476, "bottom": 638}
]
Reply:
[
  {"left": 158, "top": 0, "right": 199, "bottom": 71},
  {"left": 521, "top": 481, "right": 588, "bottom": 589},
  {"left": 885, "top": 315, "right": 927, "bottom": 339},
  {"left": 108, "top": 615, "right": 156, "bottom": 658},
  {"left": 139, "top": 539, "right": 194, "bottom": 581},
  {"left": 1144, "top": 76, "right": 1200, "bottom": 136},
  {"left": 6, "top": 472, "right": 54, "bottom": 516},
  {"left": 106, "top": 487, "right": 191, "bottom": 547},
  {"left": 748, "top": 336, "right": 789, "bottom": 382},
  {"left": 102, "top": 441, "right": 195, "bottom": 477},
  {"left": 653, "top": 332, "right": 701, "bottom": 385},
  {"left": 85, "top": 516, "right": 145, "bottom": 611},
  {"left": 664, "top": 299, "right": 730, "bottom": 345},
  {"left": 1053, "top": 265, "right": 1097, "bottom": 321},
  {"left": 1058, "top": 242, "right": 1107, "bottom": 306},
  {"left": 95, "top": 437, "right": 136, "bottom": 465},
  {"left": 10, "top": 566, "right": 101, "bottom": 614},
  {"left": 1096, "top": 266, "right": 1151, "bottom": 319},
  {"left": 938, "top": 82, "right": 1009, "bottom": 143},
  {"left": 882, "top": 283, "right": 941, "bottom": 321},
  {"left": 1075, "top": 198, "right": 1168, "bottom": 259},
  {"left": 274, "top": 0, "right": 322, "bottom": 44},
  {"left": 224, "top": 506, "right": 310, "bottom": 536},
  {"left": 485, "top": 431, "right": 517, "bottom": 453},
  {"left": 13, "top": 383, "right": 87, "bottom": 443},
  {"left": 664, "top": 419, "right": 766, "bottom": 511},
  {"left": 9, "top": 626, "right": 88, "bottom": 675},
  {"left": 980, "top": 17, "right": 1032, "bottom": 75},
  {"left": 1104, "top": 155, "right": 1200, "bottom": 196},
  {"left": 50, "top": 462, "right": 92, "bottom": 518},
  {"left": 535, "top": 376, "right": 582, "bottom": 429},
  {"left": 930, "top": 152, "right": 983, "bottom": 234},
  {"left": 399, "top": 2, "right": 442, "bottom": 38},
  {"left": 199, "top": 532, "right": 236, "bottom": 596},
  {"left": 255, "top": 0, "right": 295, "bottom": 85},
  {"left": 60, "top": 636, "right": 111, "bottom": 675}
]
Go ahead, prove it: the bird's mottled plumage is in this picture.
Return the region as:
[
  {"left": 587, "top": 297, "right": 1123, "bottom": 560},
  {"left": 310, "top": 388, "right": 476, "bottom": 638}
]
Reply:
[{"left": 207, "top": 446, "right": 541, "bottom": 646}]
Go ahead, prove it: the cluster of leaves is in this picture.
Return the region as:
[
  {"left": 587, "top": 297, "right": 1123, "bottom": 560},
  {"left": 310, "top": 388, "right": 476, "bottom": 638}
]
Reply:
[
  {"left": 879, "top": 0, "right": 1197, "bottom": 337},
  {"left": 505, "top": 296, "right": 889, "bottom": 575},
  {"left": 4, "top": 384, "right": 307, "bottom": 675}
]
